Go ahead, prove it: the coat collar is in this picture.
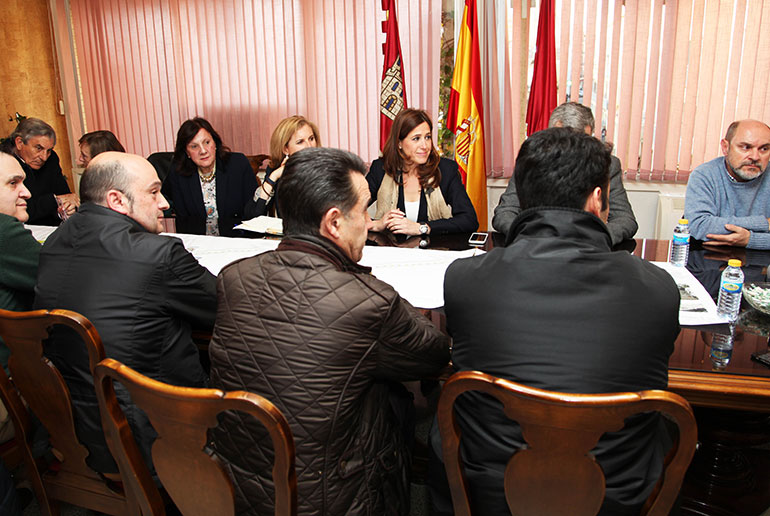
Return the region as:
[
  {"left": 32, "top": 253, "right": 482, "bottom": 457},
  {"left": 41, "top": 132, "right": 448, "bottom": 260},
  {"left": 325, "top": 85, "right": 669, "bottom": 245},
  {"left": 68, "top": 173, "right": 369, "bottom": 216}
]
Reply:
[
  {"left": 506, "top": 207, "right": 612, "bottom": 250},
  {"left": 75, "top": 202, "right": 150, "bottom": 233},
  {"left": 277, "top": 234, "right": 372, "bottom": 274}
]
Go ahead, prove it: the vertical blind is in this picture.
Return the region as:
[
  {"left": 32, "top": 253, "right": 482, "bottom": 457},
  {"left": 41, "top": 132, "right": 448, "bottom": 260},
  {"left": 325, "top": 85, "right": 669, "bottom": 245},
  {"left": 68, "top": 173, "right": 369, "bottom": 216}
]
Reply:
[
  {"left": 69, "top": 0, "right": 440, "bottom": 162},
  {"left": 551, "top": 0, "right": 770, "bottom": 181}
]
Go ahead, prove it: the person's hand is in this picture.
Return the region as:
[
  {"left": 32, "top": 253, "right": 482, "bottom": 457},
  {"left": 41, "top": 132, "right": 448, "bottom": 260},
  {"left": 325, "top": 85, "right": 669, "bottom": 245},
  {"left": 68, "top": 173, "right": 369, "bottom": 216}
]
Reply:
[
  {"left": 269, "top": 155, "right": 289, "bottom": 182},
  {"left": 56, "top": 193, "right": 79, "bottom": 215},
  {"left": 387, "top": 215, "right": 421, "bottom": 236},
  {"left": 371, "top": 209, "right": 405, "bottom": 233},
  {"left": 704, "top": 224, "right": 750, "bottom": 247}
]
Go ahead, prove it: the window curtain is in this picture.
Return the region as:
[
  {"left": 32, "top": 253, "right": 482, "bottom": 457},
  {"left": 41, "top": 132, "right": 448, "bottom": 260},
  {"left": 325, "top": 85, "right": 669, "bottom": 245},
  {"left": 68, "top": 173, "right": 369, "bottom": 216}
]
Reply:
[
  {"left": 69, "top": 0, "right": 440, "bottom": 162},
  {"left": 481, "top": 0, "right": 770, "bottom": 181}
]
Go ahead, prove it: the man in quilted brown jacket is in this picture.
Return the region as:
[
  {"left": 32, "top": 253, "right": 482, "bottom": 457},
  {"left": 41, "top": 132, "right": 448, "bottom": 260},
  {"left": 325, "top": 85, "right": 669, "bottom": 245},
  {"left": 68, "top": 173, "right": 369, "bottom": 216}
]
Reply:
[{"left": 209, "top": 147, "right": 451, "bottom": 515}]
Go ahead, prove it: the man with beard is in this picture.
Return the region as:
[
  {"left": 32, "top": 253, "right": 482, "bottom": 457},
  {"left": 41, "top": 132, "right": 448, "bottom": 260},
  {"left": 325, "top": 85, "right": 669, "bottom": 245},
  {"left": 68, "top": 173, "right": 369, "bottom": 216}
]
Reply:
[{"left": 684, "top": 119, "right": 770, "bottom": 248}]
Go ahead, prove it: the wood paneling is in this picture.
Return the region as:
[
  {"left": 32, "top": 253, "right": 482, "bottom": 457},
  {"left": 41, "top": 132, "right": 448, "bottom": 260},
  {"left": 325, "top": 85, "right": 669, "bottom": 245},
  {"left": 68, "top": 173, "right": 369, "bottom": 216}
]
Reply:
[{"left": 0, "top": 0, "right": 73, "bottom": 189}]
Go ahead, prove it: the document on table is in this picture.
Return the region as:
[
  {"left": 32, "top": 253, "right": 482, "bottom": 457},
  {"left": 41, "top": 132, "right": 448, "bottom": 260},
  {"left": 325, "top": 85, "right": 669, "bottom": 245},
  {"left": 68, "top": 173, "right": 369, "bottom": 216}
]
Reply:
[
  {"left": 652, "top": 261, "right": 726, "bottom": 326},
  {"left": 360, "top": 246, "right": 483, "bottom": 309},
  {"left": 166, "top": 233, "right": 279, "bottom": 275},
  {"left": 234, "top": 216, "right": 283, "bottom": 235}
]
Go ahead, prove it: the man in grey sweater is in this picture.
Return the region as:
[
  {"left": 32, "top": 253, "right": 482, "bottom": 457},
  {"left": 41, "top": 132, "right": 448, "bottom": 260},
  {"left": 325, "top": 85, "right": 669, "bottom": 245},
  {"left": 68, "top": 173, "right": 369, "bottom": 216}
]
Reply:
[{"left": 684, "top": 119, "right": 770, "bottom": 249}]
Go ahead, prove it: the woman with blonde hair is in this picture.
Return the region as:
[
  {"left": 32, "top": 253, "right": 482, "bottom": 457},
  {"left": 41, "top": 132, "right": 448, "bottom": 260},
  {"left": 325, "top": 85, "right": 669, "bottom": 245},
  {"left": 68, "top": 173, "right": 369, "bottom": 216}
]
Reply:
[
  {"left": 368, "top": 108, "right": 477, "bottom": 235},
  {"left": 253, "top": 115, "right": 321, "bottom": 217}
]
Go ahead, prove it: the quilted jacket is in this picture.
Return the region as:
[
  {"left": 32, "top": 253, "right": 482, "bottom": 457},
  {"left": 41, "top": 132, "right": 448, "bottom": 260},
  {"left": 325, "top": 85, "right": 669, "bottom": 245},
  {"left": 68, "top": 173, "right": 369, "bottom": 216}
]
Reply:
[{"left": 209, "top": 235, "right": 450, "bottom": 515}]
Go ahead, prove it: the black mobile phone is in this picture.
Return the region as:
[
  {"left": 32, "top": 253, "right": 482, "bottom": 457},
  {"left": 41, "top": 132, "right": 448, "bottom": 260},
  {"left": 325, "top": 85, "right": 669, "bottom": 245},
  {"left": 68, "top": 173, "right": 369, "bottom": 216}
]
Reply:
[
  {"left": 751, "top": 352, "right": 770, "bottom": 368},
  {"left": 468, "top": 232, "right": 488, "bottom": 246}
]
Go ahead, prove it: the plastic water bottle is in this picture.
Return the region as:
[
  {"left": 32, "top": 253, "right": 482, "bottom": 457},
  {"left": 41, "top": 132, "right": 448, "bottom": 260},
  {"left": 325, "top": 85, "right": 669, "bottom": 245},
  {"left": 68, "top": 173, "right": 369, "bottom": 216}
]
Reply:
[
  {"left": 669, "top": 218, "right": 690, "bottom": 266},
  {"left": 710, "top": 330, "right": 734, "bottom": 369},
  {"left": 716, "top": 259, "right": 744, "bottom": 321}
]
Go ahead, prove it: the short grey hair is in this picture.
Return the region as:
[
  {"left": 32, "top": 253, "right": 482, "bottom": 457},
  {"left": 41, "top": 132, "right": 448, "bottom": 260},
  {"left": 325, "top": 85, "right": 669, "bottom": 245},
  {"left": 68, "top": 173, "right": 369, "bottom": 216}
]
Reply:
[
  {"left": 80, "top": 157, "right": 133, "bottom": 205},
  {"left": 548, "top": 102, "right": 595, "bottom": 133},
  {"left": 9, "top": 118, "right": 56, "bottom": 146}
]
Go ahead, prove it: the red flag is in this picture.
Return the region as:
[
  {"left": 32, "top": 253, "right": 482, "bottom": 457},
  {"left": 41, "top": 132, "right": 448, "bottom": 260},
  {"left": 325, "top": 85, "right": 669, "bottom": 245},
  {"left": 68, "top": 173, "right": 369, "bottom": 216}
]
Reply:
[
  {"left": 526, "top": 0, "right": 557, "bottom": 136},
  {"left": 380, "top": 0, "right": 408, "bottom": 151},
  {"left": 447, "top": 0, "right": 487, "bottom": 230}
]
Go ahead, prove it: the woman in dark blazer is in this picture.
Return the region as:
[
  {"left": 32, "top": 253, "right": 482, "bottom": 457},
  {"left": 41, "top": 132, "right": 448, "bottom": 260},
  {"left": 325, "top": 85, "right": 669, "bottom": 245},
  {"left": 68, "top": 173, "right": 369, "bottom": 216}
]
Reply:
[
  {"left": 368, "top": 108, "right": 478, "bottom": 235},
  {"left": 164, "top": 118, "right": 259, "bottom": 236}
]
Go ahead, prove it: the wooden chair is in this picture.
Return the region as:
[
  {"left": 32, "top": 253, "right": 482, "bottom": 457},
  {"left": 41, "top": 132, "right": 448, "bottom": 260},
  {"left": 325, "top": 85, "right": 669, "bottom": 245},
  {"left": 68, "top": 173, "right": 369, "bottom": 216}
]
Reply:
[
  {"left": 437, "top": 370, "right": 697, "bottom": 516},
  {"left": 0, "top": 309, "right": 136, "bottom": 516},
  {"left": 93, "top": 357, "right": 297, "bottom": 516}
]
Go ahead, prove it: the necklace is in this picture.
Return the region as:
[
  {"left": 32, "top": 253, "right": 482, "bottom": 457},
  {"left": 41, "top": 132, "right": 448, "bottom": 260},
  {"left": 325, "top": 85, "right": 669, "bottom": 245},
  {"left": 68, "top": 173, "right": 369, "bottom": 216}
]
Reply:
[{"left": 199, "top": 169, "right": 216, "bottom": 183}]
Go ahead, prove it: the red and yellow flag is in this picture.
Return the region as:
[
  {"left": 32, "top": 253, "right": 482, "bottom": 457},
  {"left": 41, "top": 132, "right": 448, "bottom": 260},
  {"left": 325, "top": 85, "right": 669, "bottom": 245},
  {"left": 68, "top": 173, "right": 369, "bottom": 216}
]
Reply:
[
  {"left": 380, "top": 0, "right": 408, "bottom": 151},
  {"left": 447, "top": 0, "right": 486, "bottom": 230}
]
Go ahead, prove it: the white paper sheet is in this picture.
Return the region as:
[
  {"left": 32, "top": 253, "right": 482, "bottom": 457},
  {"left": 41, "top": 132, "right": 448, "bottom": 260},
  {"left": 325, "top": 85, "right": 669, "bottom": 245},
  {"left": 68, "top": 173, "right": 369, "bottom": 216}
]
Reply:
[
  {"left": 360, "top": 246, "right": 483, "bottom": 309},
  {"left": 652, "top": 261, "right": 727, "bottom": 326},
  {"left": 234, "top": 216, "right": 283, "bottom": 235},
  {"left": 26, "top": 225, "right": 57, "bottom": 243}
]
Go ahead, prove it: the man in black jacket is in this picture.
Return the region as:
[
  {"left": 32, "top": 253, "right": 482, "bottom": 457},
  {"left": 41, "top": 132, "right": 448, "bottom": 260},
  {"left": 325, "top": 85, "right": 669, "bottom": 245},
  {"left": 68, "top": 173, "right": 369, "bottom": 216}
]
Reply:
[
  {"left": 35, "top": 152, "right": 216, "bottom": 473},
  {"left": 209, "top": 147, "right": 450, "bottom": 515},
  {"left": 429, "top": 128, "right": 680, "bottom": 515},
  {"left": 0, "top": 118, "right": 78, "bottom": 225}
]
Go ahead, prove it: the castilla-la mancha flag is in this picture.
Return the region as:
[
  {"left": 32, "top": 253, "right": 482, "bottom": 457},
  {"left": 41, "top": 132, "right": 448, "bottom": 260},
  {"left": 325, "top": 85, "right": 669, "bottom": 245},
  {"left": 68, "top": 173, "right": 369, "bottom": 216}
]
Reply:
[
  {"left": 447, "top": 0, "right": 487, "bottom": 230},
  {"left": 380, "top": 0, "right": 408, "bottom": 151},
  {"left": 526, "top": 0, "right": 557, "bottom": 135}
]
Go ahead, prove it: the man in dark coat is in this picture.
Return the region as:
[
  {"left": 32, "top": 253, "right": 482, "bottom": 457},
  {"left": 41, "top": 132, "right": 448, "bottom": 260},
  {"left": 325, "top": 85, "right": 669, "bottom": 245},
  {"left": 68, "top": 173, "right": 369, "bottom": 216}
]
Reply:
[
  {"left": 0, "top": 118, "right": 78, "bottom": 225},
  {"left": 35, "top": 152, "right": 216, "bottom": 473},
  {"left": 209, "top": 147, "right": 451, "bottom": 515},
  {"left": 429, "top": 128, "right": 681, "bottom": 515}
]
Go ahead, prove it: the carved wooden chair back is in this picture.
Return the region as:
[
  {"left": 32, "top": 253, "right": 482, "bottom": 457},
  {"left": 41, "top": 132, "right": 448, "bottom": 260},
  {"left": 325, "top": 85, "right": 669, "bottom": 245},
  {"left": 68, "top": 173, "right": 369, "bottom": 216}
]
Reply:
[
  {"left": 94, "top": 357, "right": 297, "bottom": 516},
  {"left": 0, "top": 308, "right": 134, "bottom": 516},
  {"left": 437, "top": 370, "right": 697, "bottom": 516}
]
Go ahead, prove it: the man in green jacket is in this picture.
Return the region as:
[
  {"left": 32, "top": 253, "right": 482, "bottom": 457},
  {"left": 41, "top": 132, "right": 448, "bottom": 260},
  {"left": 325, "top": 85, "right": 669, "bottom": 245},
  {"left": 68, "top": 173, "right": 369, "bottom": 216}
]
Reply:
[{"left": 0, "top": 150, "right": 41, "bottom": 443}]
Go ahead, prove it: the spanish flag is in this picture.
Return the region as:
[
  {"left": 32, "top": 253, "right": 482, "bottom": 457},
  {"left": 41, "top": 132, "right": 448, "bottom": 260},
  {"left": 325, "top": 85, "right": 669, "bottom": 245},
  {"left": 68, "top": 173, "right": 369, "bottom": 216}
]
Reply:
[{"left": 447, "top": 0, "right": 486, "bottom": 230}]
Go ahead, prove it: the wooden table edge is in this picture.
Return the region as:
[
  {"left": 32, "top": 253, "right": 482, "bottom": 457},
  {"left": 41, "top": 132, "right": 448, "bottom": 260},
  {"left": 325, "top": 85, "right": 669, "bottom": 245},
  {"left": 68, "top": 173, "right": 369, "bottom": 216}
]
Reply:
[{"left": 669, "top": 369, "right": 770, "bottom": 411}]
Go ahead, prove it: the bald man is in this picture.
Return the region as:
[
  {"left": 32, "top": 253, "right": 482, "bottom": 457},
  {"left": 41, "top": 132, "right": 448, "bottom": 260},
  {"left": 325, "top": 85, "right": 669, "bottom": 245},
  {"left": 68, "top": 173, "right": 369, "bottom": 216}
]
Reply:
[
  {"left": 35, "top": 152, "right": 216, "bottom": 473},
  {"left": 684, "top": 119, "right": 770, "bottom": 249}
]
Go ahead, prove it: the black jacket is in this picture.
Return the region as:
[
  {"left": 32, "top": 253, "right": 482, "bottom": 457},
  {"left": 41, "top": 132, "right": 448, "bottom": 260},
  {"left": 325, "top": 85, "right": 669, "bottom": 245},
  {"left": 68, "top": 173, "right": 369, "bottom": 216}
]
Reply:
[
  {"left": 163, "top": 152, "right": 259, "bottom": 235},
  {"left": 209, "top": 235, "right": 450, "bottom": 515},
  {"left": 430, "top": 207, "right": 680, "bottom": 514},
  {"left": 367, "top": 157, "right": 478, "bottom": 234},
  {"left": 34, "top": 203, "right": 216, "bottom": 472}
]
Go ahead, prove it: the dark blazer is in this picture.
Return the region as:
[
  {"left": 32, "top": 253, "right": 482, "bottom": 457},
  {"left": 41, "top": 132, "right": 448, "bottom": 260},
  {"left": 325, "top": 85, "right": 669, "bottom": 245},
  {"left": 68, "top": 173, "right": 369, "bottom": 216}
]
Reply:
[
  {"left": 429, "top": 207, "right": 680, "bottom": 515},
  {"left": 164, "top": 152, "right": 259, "bottom": 235},
  {"left": 35, "top": 203, "right": 216, "bottom": 473},
  {"left": 251, "top": 164, "right": 280, "bottom": 218},
  {"left": 367, "top": 157, "right": 478, "bottom": 234}
]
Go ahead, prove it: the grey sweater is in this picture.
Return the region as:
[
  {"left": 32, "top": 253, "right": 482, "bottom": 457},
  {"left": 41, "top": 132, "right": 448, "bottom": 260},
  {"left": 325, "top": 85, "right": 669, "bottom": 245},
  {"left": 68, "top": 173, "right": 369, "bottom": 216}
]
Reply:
[{"left": 684, "top": 157, "right": 770, "bottom": 249}]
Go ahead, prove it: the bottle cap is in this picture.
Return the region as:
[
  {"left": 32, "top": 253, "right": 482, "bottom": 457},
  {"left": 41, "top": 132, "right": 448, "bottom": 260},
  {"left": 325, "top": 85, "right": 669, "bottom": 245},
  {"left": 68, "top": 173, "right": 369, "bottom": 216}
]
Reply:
[
  {"left": 728, "top": 259, "right": 742, "bottom": 267},
  {"left": 679, "top": 218, "right": 689, "bottom": 224}
]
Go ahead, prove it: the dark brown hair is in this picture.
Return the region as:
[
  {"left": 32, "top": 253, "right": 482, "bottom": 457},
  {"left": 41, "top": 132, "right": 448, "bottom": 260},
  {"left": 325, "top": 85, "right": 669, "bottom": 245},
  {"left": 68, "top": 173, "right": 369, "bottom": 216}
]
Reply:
[
  {"left": 173, "top": 118, "right": 231, "bottom": 177},
  {"left": 382, "top": 108, "right": 441, "bottom": 189},
  {"left": 79, "top": 130, "right": 125, "bottom": 156}
]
